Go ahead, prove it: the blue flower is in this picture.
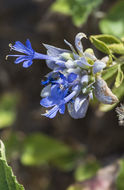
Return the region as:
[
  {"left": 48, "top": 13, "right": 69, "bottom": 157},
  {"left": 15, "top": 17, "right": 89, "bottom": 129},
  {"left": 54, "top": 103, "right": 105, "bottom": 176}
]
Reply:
[
  {"left": 8, "top": 39, "right": 56, "bottom": 68},
  {"left": 40, "top": 72, "right": 79, "bottom": 118},
  {"left": 41, "top": 90, "right": 78, "bottom": 118},
  {"left": 7, "top": 32, "right": 118, "bottom": 119}
]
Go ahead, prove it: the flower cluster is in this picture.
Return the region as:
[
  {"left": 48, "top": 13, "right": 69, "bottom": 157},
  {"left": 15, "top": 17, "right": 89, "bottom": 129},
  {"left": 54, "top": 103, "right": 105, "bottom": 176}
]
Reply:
[{"left": 8, "top": 33, "right": 118, "bottom": 119}]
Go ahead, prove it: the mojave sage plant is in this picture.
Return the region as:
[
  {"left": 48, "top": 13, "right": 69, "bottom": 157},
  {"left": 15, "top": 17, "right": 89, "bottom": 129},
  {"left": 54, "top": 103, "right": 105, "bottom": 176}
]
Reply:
[{"left": 7, "top": 32, "right": 124, "bottom": 119}]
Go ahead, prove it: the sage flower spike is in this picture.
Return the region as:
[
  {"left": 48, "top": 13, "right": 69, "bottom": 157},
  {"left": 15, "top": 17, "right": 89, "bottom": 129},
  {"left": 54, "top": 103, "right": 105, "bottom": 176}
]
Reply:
[{"left": 8, "top": 33, "right": 119, "bottom": 119}]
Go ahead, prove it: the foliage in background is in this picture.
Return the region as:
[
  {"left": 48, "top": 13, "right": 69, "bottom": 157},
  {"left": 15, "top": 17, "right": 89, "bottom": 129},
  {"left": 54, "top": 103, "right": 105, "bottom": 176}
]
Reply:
[
  {"left": 74, "top": 158, "right": 100, "bottom": 181},
  {"left": 51, "top": 0, "right": 102, "bottom": 26},
  {"left": 99, "top": 1, "right": 124, "bottom": 38},
  {"left": 52, "top": 0, "right": 124, "bottom": 39},
  {"left": 5, "top": 132, "right": 85, "bottom": 172},
  {"left": 116, "top": 159, "right": 124, "bottom": 190},
  {"left": 0, "top": 92, "right": 18, "bottom": 128},
  {"left": 0, "top": 140, "right": 24, "bottom": 190}
]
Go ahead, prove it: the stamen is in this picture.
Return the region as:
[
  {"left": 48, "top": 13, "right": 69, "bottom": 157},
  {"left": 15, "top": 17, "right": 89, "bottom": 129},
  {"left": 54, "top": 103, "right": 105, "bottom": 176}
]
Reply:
[
  {"left": 60, "top": 84, "right": 64, "bottom": 89},
  {"left": 9, "top": 43, "right": 12, "bottom": 47}
]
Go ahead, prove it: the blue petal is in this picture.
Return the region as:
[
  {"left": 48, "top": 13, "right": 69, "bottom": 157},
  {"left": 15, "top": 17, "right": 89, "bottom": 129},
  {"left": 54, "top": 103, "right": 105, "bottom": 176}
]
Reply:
[
  {"left": 34, "top": 52, "right": 54, "bottom": 61},
  {"left": 42, "top": 105, "right": 59, "bottom": 118},
  {"left": 67, "top": 73, "right": 77, "bottom": 83},
  {"left": 59, "top": 104, "right": 65, "bottom": 114},
  {"left": 93, "top": 60, "right": 106, "bottom": 74},
  {"left": 43, "top": 44, "right": 70, "bottom": 57},
  {"left": 50, "top": 85, "right": 67, "bottom": 104},
  {"left": 67, "top": 97, "right": 89, "bottom": 119},
  {"left": 40, "top": 97, "right": 55, "bottom": 108},
  {"left": 41, "top": 79, "right": 50, "bottom": 85},
  {"left": 26, "top": 39, "right": 33, "bottom": 51},
  {"left": 40, "top": 84, "right": 51, "bottom": 98},
  {"left": 75, "top": 58, "right": 91, "bottom": 68},
  {"left": 67, "top": 67, "right": 81, "bottom": 75},
  {"left": 55, "top": 60, "right": 65, "bottom": 67},
  {"left": 46, "top": 60, "right": 56, "bottom": 69},
  {"left": 72, "top": 84, "right": 81, "bottom": 93},
  {"left": 14, "top": 55, "right": 28, "bottom": 64},
  {"left": 64, "top": 91, "right": 77, "bottom": 104},
  {"left": 74, "top": 96, "right": 86, "bottom": 112},
  {"left": 22, "top": 60, "right": 32, "bottom": 68},
  {"left": 13, "top": 41, "right": 31, "bottom": 54},
  {"left": 59, "top": 72, "right": 66, "bottom": 80}
]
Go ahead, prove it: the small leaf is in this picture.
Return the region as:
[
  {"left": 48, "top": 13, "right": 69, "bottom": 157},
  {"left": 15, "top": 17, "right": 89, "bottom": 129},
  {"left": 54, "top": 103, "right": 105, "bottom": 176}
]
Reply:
[
  {"left": 90, "top": 36, "right": 111, "bottom": 54},
  {"left": 102, "top": 64, "right": 118, "bottom": 81},
  {"left": 90, "top": 34, "right": 124, "bottom": 55},
  {"left": 74, "top": 159, "right": 100, "bottom": 181},
  {"left": 99, "top": 1, "right": 124, "bottom": 37},
  {"left": 108, "top": 43, "right": 124, "bottom": 55},
  {"left": 21, "top": 133, "right": 74, "bottom": 166},
  {"left": 115, "top": 64, "right": 124, "bottom": 88},
  {"left": 53, "top": 151, "right": 86, "bottom": 171},
  {"left": 116, "top": 159, "right": 124, "bottom": 190},
  {"left": 0, "top": 140, "right": 24, "bottom": 190},
  {"left": 91, "top": 34, "right": 121, "bottom": 44}
]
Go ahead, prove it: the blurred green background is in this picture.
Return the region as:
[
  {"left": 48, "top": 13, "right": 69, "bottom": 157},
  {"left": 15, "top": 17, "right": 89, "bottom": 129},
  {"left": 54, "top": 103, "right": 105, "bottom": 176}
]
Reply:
[{"left": 0, "top": 0, "right": 124, "bottom": 189}]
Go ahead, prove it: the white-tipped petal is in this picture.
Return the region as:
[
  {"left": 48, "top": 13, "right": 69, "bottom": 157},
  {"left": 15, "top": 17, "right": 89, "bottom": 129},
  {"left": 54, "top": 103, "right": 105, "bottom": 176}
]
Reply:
[
  {"left": 41, "top": 84, "right": 51, "bottom": 98},
  {"left": 65, "top": 60, "right": 76, "bottom": 68},
  {"left": 93, "top": 60, "right": 106, "bottom": 74}
]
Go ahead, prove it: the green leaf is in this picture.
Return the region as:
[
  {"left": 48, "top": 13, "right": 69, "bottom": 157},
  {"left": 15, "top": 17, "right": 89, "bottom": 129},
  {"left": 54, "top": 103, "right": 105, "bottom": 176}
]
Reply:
[
  {"left": 51, "top": 0, "right": 102, "bottom": 27},
  {"left": 53, "top": 151, "right": 85, "bottom": 171},
  {"left": 51, "top": 0, "right": 71, "bottom": 15},
  {"left": 0, "top": 140, "right": 24, "bottom": 190},
  {"left": 91, "top": 34, "right": 121, "bottom": 44},
  {"left": 21, "top": 133, "right": 74, "bottom": 166},
  {"left": 90, "top": 35, "right": 111, "bottom": 54},
  {"left": 115, "top": 64, "right": 124, "bottom": 88},
  {"left": 90, "top": 34, "right": 124, "bottom": 55},
  {"left": 53, "top": 153, "right": 77, "bottom": 171},
  {"left": 102, "top": 64, "right": 118, "bottom": 81},
  {"left": 74, "top": 159, "right": 100, "bottom": 181},
  {"left": 5, "top": 133, "right": 23, "bottom": 161},
  {"left": 108, "top": 43, "right": 124, "bottom": 55},
  {"left": 116, "top": 159, "right": 124, "bottom": 190},
  {"left": 99, "top": 1, "right": 124, "bottom": 38}
]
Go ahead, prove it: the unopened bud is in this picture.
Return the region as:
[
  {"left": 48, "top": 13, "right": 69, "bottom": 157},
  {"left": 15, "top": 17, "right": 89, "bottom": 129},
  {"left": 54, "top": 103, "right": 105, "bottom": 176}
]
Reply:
[{"left": 94, "top": 76, "right": 118, "bottom": 104}]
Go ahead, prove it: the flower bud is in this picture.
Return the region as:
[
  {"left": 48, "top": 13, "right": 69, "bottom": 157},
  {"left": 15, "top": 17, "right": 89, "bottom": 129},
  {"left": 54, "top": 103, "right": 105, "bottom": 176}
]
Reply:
[{"left": 94, "top": 76, "right": 118, "bottom": 104}]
